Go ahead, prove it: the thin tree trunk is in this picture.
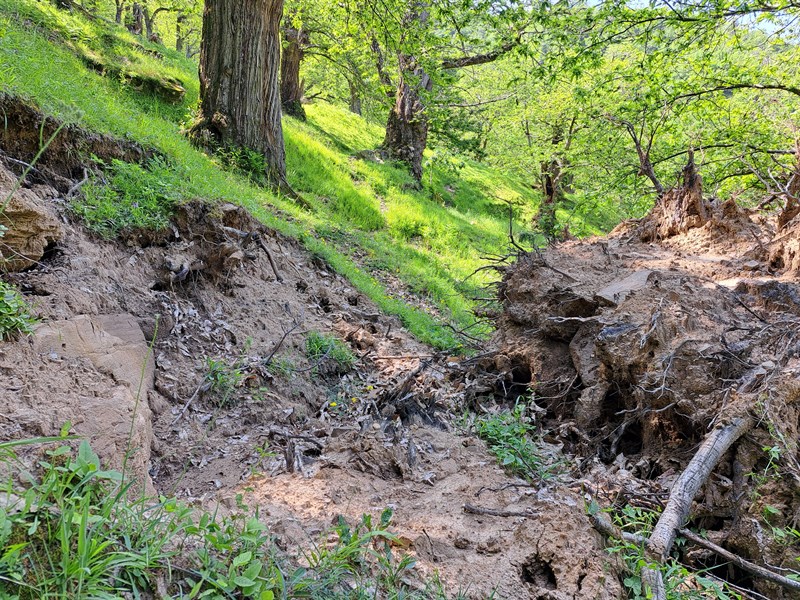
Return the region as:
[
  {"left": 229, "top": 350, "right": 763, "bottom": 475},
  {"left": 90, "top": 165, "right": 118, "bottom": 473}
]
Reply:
[
  {"left": 143, "top": 6, "right": 154, "bottom": 39},
  {"left": 348, "top": 80, "right": 362, "bottom": 115},
  {"left": 383, "top": 53, "right": 431, "bottom": 182},
  {"left": 130, "top": 2, "right": 143, "bottom": 34},
  {"left": 115, "top": 0, "right": 124, "bottom": 24},
  {"left": 280, "top": 25, "right": 308, "bottom": 120},
  {"left": 194, "top": 0, "right": 288, "bottom": 187},
  {"left": 176, "top": 13, "right": 185, "bottom": 53}
]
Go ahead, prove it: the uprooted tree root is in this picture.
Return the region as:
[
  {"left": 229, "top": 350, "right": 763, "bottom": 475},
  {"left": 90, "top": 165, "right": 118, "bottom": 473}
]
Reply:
[{"left": 476, "top": 191, "right": 800, "bottom": 598}]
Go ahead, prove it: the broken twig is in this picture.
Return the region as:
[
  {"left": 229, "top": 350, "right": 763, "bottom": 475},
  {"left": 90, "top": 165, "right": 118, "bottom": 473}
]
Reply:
[
  {"left": 678, "top": 528, "right": 800, "bottom": 594},
  {"left": 463, "top": 503, "right": 537, "bottom": 518}
]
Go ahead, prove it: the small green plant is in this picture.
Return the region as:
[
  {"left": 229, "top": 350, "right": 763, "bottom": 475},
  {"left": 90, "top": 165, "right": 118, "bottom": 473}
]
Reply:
[
  {"left": 71, "top": 157, "right": 182, "bottom": 238},
  {"left": 204, "top": 356, "right": 245, "bottom": 405},
  {"left": 600, "top": 504, "right": 739, "bottom": 600},
  {"left": 0, "top": 280, "right": 37, "bottom": 340},
  {"left": 215, "top": 145, "right": 273, "bottom": 187},
  {"left": 473, "top": 403, "right": 561, "bottom": 481},
  {"left": 305, "top": 330, "right": 356, "bottom": 373},
  {"left": 271, "top": 356, "right": 296, "bottom": 377},
  {"left": 296, "top": 509, "right": 424, "bottom": 598}
]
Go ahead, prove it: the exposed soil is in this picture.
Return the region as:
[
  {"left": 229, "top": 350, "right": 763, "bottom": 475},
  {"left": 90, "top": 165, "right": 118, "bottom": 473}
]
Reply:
[
  {"left": 4, "top": 97, "right": 800, "bottom": 598},
  {"left": 481, "top": 193, "right": 800, "bottom": 598},
  {"left": 0, "top": 93, "right": 152, "bottom": 192},
  {"left": 0, "top": 145, "right": 622, "bottom": 597}
]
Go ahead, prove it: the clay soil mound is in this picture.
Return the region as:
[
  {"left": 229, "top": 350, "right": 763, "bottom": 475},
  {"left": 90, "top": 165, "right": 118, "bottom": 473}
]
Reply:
[{"left": 487, "top": 196, "right": 800, "bottom": 598}]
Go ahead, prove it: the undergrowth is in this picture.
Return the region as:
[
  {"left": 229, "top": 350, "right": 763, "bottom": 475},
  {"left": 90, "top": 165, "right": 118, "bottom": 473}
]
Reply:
[
  {"left": 71, "top": 157, "right": 182, "bottom": 238},
  {"left": 599, "top": 504, "right": 741, "bottom": 600},
  {"left": 0, "top": 280, "right": 36, "bottom": 340},
  {"left": 305, "top": 331, "right": 356, "bottom": 373},
  {"left": 473, "top": 403, "right": 562, "bottom": 481},
  {"left": 0, "top": 437, "right": 459, "bottom": 599}
]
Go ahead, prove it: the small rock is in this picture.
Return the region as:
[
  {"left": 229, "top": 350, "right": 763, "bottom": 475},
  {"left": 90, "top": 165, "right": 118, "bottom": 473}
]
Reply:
[
  {"left": 742, "top": 260, "right": 761, "bottom": 271},
  {"left": 454, "top": 536, "right": 471, "bottom": 549}
]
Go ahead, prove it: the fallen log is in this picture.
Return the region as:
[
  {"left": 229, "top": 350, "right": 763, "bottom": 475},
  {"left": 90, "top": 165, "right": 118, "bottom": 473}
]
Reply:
[{"left": 641, "top": 415, "right": 754, "bottom": 600}]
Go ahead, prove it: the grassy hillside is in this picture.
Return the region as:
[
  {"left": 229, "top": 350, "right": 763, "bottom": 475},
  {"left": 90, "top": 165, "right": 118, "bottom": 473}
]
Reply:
[{"left": 0, "top": 0, "right": 606, "bottom": 350}]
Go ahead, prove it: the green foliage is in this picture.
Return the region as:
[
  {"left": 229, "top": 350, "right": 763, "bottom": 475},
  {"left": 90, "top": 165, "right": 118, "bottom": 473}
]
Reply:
[
  {"left": 473, "top": 403, "right": 561, "bottom": 481},
  {"left": 305, "top": 331, "right": 356, "bottom": 372},
  {"left": 0, "top": 281, "right": 36, "bottom": 340},
  {"left": 203, "top": 356, "right": 245, "bottom": 406},
  {"left": 601, "top": 505, "right": 739, "bottom": 600},
  {"left": 71, "top": 157, "right": 182, "bottom": 238},
  {"left": 0, "top": 438, "right": 187, "bottom": 599},
  {"left": 0, "top": 437, "right": 463, "bottom": 599},
  {"left": 295, "top": 509, "right": 450, "bottom": 599}
]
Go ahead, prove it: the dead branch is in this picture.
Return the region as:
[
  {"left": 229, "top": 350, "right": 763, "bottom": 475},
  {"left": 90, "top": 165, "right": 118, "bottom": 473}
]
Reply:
[
  {"left": 591, "top": 511, "right": 645, "bottom": 545},
  {"left": 262, "top": 322, "right": 300, "bottom": 366},
  {"left": 255, "top": 234, "right": 283, "bottom": 282},
  {"left": 170, "top": 381, "right": 212, "bottom": 425},
  {"left": 266, "top": 427, "right": 324, "bottom": 449},
  {"left": 678, "top": 528, "right": 800, "bottom": 594},
  {"left": 463, "top": 503, "right": 537, "bottom": 518},
  {"left": 475, "top": 482, "right": 534, "bottom": 497},
  {"left": 641, "top": 415, "right": 754, "bottom": 600}
]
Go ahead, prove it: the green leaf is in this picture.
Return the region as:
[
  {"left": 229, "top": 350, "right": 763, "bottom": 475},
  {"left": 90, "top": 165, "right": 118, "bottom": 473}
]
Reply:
[
  {"left": 233, "top": 575, "right": 256, "bottom": 587},
  {"left": 233, "top": 551, "right": 252, "bottom": 567},
  {"left": 243, "top": 560, "right": 263, "bottom": 580}
]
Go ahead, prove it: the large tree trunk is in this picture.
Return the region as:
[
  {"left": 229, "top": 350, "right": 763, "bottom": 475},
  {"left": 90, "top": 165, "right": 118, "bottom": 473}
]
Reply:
[
  {"left": 194, "top": 0, "right": 288, "bottom": 187},
  {"left": 382, "top": 54, "right": 431, "bottom": 182},
  {"left": 280, "top": 25, "right": 308, "bottom": 120}
]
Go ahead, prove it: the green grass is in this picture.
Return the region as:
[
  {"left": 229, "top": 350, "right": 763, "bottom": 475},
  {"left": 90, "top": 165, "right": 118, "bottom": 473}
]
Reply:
[
  {"left": 0, "top": 437, "right": 462, "bottom": 599},
  {"left": 305, "top": 331, "right": 356, "bottom": 373},
  {"left": 72, "top": 157, "right": 182, "bottom": 237},
  {"left": 0, "top": 0, "right": 612, "bottom": 352}
]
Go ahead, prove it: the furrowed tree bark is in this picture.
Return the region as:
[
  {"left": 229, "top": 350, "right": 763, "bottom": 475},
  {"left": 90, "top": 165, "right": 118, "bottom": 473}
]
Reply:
[
  {"left": 641, "top": 415, "right": 753, "bottom": 600},
  {"left": 280, "top": 25, "right": 308, "bottom": 120},
  {"left": 194, "top": 0, "right": 289, "bottom": 189}
]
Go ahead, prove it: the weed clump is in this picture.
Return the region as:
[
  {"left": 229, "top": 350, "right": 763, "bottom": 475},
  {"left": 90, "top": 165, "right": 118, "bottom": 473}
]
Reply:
[
  {"left": 305, "top": 330, "right": 356, "bottom": 374},
  {"left": 473, "top": 403, "right": 562, "bottom": 481},
  {"left": 0, "top": 280, "right": 36, "bottom": 340},
  {"left": 204, "top": 355, "right": 245, "bottom": 406}
]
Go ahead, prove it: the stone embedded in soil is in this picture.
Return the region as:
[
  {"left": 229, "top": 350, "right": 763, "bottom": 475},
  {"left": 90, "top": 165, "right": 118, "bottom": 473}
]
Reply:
[
  {"left": 595, "top": 269, "right": 652, "bottom": 306},
  {"left": 0, "top": 314, "right": 156, "bottom": 493},
  {"left": 0, "top": 166, "right": 61, "bottom": 271}
]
